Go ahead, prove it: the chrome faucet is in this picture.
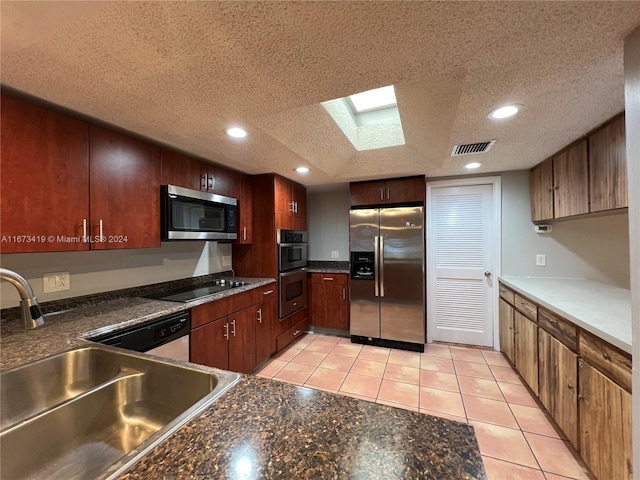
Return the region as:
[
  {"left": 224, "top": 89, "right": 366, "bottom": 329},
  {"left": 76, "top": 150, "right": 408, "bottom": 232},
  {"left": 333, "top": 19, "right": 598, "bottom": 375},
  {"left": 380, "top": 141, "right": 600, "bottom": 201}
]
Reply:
[{"left": 0, "top": 268, "right": 45, "bottom": 329}]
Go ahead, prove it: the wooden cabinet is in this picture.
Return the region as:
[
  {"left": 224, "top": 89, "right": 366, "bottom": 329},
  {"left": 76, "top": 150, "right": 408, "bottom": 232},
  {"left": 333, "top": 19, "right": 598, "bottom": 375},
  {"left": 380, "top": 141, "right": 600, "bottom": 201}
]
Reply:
[
  {"left": 274, "top": 175, "right": 306, "bottom": 230},
  {"left": 276, "top": 317, "right": 309, "bottom": 351},
  {"left": 350, "top": 176, "right": 425, "bottom": 207},
  {"left": 553, "top": 140, "right": 589, "bottom": 218},
  {"left": 190, "top": 316, "right": 229, "bottom": 370},
  {"left": 589, "top": 115, "right": 627, "bottom": 212},
  {"left": 89, "top": 125, "right": 161, "bottom": 249},
  {"left": 498, "top": 298, "right": 515, "bottom": 364},
  {"left": 579, "top": 360, "right": 633, "bottom": 480},
  {"left": 309, "top": 273, "right": 349, "bottom": 331},
  {"left": 538, "top": 329, "right": 578, "bottom": 448},
  {"left": 227, "top": 306, "right": 257, "bottom": 373},
  {"left": 237, "top": 175, "right": 253, "bottom": 244},
  {"left": 161, "top": 149, "right": 208, "bottom": 191},
  {"left": 530, "top": 158, "right": 554, "bottom": 222},
  {"left": 514, "top": 311, "right": 538, "bottom": 393},
  {"left": 256, "top": 298, "right": 277, "bottom": 364},
  {"left": 1, "top": 94, "right": 90, "bottom": 253}
]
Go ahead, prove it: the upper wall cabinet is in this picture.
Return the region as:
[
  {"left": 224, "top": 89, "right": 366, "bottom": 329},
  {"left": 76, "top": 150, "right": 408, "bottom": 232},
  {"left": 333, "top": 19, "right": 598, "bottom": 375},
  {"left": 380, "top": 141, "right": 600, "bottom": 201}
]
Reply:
[
  {"left": 350, "top": 176, "right": 425, "bottom": 207},
  {"left": 1, "top": 94, "right": 90, "bottom": 253},
  {"left": 89, "top": 125, "right": 161, "bottom": 250},
  {"left": 274, "top": 175, "right": 306, "bottom": 230},
  {"left": 589, "top": 115, "right": 627, "bottom": 212},
  {"left": 529, "top": 114, "right": 626, "bottom": 222}
]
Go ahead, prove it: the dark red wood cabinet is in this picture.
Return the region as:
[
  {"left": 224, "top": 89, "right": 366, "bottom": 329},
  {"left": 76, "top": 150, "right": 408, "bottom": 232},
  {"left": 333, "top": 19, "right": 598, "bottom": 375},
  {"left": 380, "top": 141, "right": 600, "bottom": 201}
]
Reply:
[
  {"left": 309, "top": 273, "right": 349, "bottom": 331},
  {"left": 350, "top": 176, "right": 425, "bottom": 207}
]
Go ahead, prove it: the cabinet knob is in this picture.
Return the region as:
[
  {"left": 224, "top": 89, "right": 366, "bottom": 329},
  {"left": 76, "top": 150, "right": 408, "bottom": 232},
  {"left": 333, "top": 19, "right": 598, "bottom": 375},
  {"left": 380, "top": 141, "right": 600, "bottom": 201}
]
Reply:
[
  {"left": 578, "top": 394, "right": 585, "bottom": 401},
  {"left": 567, "top": 384, "right": 574, "bottom": 390},
  {"left": 603, "top": 352, "right": 611, "bottom": 360}
]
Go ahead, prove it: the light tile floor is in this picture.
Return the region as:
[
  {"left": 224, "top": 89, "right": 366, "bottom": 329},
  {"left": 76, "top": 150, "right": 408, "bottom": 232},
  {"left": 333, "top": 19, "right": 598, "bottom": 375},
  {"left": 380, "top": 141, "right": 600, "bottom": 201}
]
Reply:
[{"left": 254, "top": 333, "right": 593, "bottom": 480}]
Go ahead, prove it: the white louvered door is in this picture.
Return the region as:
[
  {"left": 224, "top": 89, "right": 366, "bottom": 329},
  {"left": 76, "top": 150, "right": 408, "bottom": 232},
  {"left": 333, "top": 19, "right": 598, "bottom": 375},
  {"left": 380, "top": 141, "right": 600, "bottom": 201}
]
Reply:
[{"left": 428, "top": 184, "right": 494, "bottom": 346}]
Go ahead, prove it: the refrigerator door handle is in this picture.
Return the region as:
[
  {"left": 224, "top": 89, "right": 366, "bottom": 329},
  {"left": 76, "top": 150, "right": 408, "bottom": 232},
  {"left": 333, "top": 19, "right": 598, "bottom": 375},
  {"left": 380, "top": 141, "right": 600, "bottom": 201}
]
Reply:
[
  {"left": 374, "top": 235, "right": 380, "bottom": 297},
  {"left": 380, "top": 235, "right": 385, "bottom": 297}
]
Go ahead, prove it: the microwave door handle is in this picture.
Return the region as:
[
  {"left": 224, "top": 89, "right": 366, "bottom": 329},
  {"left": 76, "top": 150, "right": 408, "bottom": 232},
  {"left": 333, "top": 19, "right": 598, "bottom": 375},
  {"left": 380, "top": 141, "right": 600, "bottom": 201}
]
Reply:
[{"left": 374, "top": 236, "right": 379, "bottom": 297}]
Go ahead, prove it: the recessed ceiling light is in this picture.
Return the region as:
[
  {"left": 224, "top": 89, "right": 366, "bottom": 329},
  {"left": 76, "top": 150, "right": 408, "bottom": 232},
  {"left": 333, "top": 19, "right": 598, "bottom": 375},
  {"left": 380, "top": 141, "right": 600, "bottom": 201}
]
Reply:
[
  {"left": 295, "top": 167, "right": 310, "bottom": 174},
  {"left": 226, "top": 127, "right": 247, "bottom": 138},
  {"left": 465, "top": 162, "right": 482, "bottom": 169},
  {"left": 349, "top": 85, "right": 397, "bottom": 113},
  {"left": 489, "top": 104, "right": 521, "bottom": 120}
]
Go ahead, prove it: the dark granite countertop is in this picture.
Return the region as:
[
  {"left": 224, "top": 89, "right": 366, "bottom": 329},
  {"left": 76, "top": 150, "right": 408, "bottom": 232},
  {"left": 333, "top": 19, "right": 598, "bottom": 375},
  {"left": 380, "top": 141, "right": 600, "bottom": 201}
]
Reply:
[
  {"left": 307, "top": 260, "right": 350, "bottom": 274},
  {"left": 121, "top": 376, "right": 486, "bottom": 480}
]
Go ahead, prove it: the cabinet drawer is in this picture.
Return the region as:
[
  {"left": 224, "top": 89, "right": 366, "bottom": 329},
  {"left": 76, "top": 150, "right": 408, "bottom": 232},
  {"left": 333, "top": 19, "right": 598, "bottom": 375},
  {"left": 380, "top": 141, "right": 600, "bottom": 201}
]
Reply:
[
  {"left": 499, "top": 284, "right": 515, "bottom": 305},
  {"left": 253, "top": 284, "right": 276, "bottom": 302},
  {"left": 538, "top": 308, "right": 577, "bottom": 352},
  {"left": 228, "top": 290, "right": 257, "bottom": 313},
  {"left": 310, "top": 273, "right": 348, "bottom": 285},
  {"left": 579, "top": 331, "right": 631, "bottom": 392},
  {"left": 514, "top": 294, "right": 537, "bottom": 322},
  {"left": 191, "top": 298, "right": 231, "bottom": 328},
  {"left": 276, "top": 318, "right": 309, "bottom": 351}
]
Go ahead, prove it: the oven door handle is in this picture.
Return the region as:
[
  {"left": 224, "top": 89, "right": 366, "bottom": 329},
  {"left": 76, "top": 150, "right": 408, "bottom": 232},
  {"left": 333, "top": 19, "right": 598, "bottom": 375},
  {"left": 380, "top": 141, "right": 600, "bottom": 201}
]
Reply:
[{"left": 279, "top": 268, "right": 307, "bottom": 277}]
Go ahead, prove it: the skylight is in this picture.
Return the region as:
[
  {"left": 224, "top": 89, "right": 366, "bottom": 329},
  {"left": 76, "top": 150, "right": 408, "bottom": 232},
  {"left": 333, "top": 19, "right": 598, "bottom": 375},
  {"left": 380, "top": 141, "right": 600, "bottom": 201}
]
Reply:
[{"left": 348, "top": 85, "right": 397, "bottom": 113}]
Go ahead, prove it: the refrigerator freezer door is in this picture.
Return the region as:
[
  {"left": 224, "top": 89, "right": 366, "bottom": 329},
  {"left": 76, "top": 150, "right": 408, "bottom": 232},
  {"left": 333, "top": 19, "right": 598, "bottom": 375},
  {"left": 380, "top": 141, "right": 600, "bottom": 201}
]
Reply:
[
  {"left": 349, "top": 209, "right": 380, "bottom": 338},
  {"left": 379, "top": 206, "right": 425, "bottom": 343}
]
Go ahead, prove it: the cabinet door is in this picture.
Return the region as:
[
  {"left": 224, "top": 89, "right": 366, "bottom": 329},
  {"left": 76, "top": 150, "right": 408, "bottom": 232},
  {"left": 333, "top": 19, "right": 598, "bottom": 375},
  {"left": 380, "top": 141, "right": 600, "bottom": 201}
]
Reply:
[
  {"left": 228, "top": 306, "right": 257, "bottom": 373},
  {"left": 310, "top": 275, "right": 349, "bottom": 331},
  {"left": 274, "top": 175, "right": 294, "bottom": 216},
  {"left": 291, "top": 182, "right": 307, "bottom": 219},
  {"left": 350, "top": 181, "right": 386, "bottom": 207},
  {"left": 538, "top": 330, "right": 578, "bottom": 448},
  {"left": 553, "top": 140, "right": 589, "bottom": 218},
  {"left": 514, "top": 312, "right": 538, "bottom": 393},
  {"left": 530, "top": 158, "right": 554, "bottom": 222},
  {"left": 385, "top": 177, "right": 425, "bottom": 205},
  {"left": 210, "top": 166, "right": 241, "bottom": 199},
  {"left": 161, "top": 149, "right": 207, "bottom": 190},
  {"left": 89, "top": 125, "right": 161, "bottom": 249},
  {"left": 190, "top": 316, "right": 229, "bottom": 370},
  {"left": 579, "top": 361, "right": 633, "bottom": 480},
  {"left": 498, "top": 299, "right": 515, "bottom": 363},
  {"left": 237, "top": 175, "right": 253, "bottom": 244},
  {"left": 1, "top": 95, "right": 90, "bottom": 253},
  {"left": 256, "top": 298, "right": 277, "bottom": 364},
  {"left": 589, "top": 115, "right": 627, "bottom": 212}
]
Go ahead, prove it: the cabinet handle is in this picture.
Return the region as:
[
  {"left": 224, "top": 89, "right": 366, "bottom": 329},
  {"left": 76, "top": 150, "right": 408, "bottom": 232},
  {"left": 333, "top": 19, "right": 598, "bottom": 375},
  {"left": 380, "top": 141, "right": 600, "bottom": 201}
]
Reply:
[
  {"left": 603, "top": 352, "right": 611, "bottom": 360},
  {"left": 207, "top": 175, "right": 215, "bottom": 191},
  {"left": 263, "top": 289, "right": 273, "bottom": 296},
  {"left": 386, "top": 188, "right": 390, "bottom": 200},
  {"left": 224, "top": 322, "right": 229, "bottom": 340},
  {"left": 295, "top": 201, "right": 298, "bottom": 214},
  {"left": 231, "top": 319, "right": 236, "bottom": 336},
  {"left": 290, "top": 201, "right": 296, "bottom": 214},
  {"left": 380, "top": 188, "right": 384, "bottom": 201},
  {"left": 567, "top": 384, "right": 574, "bottom": 390},
  {"left": 343, "top": 288, "right": 346, "bottom": 300},
  {"left": 553, "top": 185, "right": 559, "bottom": 190},
  {"left": 201, "top": 174, "right": 207, "bottom": 190},
  {"left": 82, "top": 218, "right": 87, "bottom": 242},
  {"left": 578, "top": 394, "right": 585, "bottom": 401},
  {"left": 257, "top": 308, "right": 262, "bottom": 324},
  {"left": 293, "top": 330, "right": 301, "bottom": 336},
  {"left": 243, "top": 226, "right": 247, "bottom": 240},
  {"left": 323, "top": 277, "right": 334, "bottom": 281},
  {"left": 99, "top": 219, "right": 104, "bottom": 242}
]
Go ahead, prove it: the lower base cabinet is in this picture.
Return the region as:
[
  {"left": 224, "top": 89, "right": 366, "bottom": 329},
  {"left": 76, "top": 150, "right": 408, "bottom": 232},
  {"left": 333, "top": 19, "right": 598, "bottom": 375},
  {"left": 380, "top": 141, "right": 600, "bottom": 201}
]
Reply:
[
  {"left": 256, "top": 298, "right": 277, "bottom": 364},
  {"left": 191, "top": 316, "right": 229, "bottom": 370},
  {"left": 228, "top": 306, "right": 257, "bottom": 373},
  {"left": 514, "top": 311, "right": 538, "bottom": 393},
  {"left": 579, "top": 361, "right": 633, "bottom": 480},
  {"left": 498, "top": 299, "right": 515, "bottom": 363},
  {"left": 309, "top": 273, "right": 349, "bottom": 331}
]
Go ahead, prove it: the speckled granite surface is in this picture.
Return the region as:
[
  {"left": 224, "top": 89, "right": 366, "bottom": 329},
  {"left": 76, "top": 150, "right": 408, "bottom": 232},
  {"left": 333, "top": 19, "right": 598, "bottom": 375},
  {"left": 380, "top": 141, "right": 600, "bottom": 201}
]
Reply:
[
  {"left": 307, "top": 260, "right": 350, "bottom": 274},
  {"left": 121, "top": 376, "right": 486, "bottom": 480},
  {"left": 499, "top": 276, "right": 631, "bottom": 353},
  {"left": 0, "top": 277, "right": 275, "bottom": 372}
]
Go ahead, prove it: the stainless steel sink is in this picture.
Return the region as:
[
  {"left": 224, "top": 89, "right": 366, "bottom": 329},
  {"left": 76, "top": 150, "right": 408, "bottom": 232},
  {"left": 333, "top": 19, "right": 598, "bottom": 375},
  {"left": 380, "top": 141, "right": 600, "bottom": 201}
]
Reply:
[{"left": 0, "top": 345, "right": 240, "bottom": 480}]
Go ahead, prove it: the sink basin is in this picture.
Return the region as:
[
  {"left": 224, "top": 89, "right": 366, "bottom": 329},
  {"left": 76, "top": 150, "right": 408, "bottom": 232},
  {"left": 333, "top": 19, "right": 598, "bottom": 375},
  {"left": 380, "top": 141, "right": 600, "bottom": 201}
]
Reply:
[{"left": 0, "top": 345, "right": 240, "bottom": 480}]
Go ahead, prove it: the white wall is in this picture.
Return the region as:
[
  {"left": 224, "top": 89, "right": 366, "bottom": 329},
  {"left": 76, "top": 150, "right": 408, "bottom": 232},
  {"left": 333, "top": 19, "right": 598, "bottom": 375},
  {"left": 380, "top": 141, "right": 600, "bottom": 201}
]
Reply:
[
  {"left": 501, "top": 170, "right": 630, "bottom": 288},
  {"left": 307, "top": 184, "right": 350, "bottom": 261},
  {"left": 0, "top": 241, "right": 231, "bottom": 308}
]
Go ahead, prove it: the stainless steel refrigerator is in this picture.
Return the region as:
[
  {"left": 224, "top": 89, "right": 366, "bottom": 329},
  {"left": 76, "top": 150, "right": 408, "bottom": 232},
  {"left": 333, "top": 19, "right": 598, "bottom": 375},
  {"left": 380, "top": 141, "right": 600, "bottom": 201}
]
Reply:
[{"left": 349, "top": 206, "right": 425, "bottom": 350}]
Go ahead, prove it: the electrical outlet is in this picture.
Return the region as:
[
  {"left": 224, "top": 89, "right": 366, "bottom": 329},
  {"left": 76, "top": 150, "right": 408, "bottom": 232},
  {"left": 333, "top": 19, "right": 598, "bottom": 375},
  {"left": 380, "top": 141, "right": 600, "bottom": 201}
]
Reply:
[
  {"left": 222, "top": 255, "right": 232, "bottom": 267},
  {"left": 331, "top": 250, "right": 339, "bottom": 259},
  {"left": 43, "top": 272, "right": 70, "bottom": 293},
  {"left": 536, "top": 254, "right": 547, "bottom": 267}
]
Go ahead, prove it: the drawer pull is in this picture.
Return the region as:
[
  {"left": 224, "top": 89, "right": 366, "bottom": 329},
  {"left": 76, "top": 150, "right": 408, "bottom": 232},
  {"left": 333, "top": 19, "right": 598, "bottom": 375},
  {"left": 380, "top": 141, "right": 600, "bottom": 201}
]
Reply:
[
  {"left": 263, "top": 290, "right": 274, "bottom": 296},
  {"left": 567, "top": 384, "right": 574, "bottom": 390},
  {"left": 603, "top": 352, "right": 611, "bottom": 360},
  {"left": 578, "top": 394, "right": 585, "bottom": 401},
  {"left": 323, "top": 277, "right": 334, "bottom": 281},
  {"left": 293, "top": 330, "right": 301, "bottom": 336},
  {"left": 343, "top": 288, "right": 346, "bottom": 300}
]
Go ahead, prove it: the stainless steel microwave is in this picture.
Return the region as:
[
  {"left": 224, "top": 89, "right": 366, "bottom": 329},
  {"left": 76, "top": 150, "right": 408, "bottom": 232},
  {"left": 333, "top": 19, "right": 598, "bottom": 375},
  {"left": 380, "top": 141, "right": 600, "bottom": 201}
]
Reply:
[{"left": 161, "top": 185, "right": 237, "bottom": 241}]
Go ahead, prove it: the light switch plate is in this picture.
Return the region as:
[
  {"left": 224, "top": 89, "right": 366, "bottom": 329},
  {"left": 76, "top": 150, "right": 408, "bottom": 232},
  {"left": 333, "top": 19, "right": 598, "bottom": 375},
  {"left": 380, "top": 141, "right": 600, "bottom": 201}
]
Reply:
[
  {"left": 43, "top": 272, "right": 70, "bottom": 293},
  {"left": 331, "top": 250, "right": 339, "bottom": 259},
  {"left": 536, "top": 254, "right": 547, "bottom": 267},
  {"left": 222, "top": 255, "right": 232, "bottom": 267}
]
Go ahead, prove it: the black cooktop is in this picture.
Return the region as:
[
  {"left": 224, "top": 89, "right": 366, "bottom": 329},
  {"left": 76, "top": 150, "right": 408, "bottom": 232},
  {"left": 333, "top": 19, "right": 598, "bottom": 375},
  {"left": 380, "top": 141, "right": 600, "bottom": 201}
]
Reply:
[{"left": 145, "top": 280, "right": 247, "bottom": 303}]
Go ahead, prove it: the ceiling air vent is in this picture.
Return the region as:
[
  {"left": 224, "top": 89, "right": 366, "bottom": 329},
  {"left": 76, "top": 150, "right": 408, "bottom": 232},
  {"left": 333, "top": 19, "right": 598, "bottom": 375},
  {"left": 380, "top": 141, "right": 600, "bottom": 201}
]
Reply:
[{"left": 451, "top": 140, "right": 496, "bottom": 156}]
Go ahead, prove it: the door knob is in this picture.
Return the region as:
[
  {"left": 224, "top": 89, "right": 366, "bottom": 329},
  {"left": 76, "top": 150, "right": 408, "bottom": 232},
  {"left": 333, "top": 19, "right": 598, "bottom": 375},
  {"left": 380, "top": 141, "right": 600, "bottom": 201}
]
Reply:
[{"left": 484, "top": 271, "right": 492, "bottom": 277}]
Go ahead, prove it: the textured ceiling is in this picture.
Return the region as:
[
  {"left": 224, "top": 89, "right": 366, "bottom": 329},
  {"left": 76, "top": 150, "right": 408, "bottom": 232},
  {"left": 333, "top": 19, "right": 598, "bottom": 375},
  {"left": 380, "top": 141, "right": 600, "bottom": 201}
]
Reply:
[{"left": 2, "top": 1, "right": 640, "bottom": 186}]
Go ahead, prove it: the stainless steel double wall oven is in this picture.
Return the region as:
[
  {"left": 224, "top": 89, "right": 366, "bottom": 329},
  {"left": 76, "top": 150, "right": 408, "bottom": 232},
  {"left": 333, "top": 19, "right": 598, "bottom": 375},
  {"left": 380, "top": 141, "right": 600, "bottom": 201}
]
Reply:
[{"left": 277, "top": 230, "right": 308, "bottom": 319}]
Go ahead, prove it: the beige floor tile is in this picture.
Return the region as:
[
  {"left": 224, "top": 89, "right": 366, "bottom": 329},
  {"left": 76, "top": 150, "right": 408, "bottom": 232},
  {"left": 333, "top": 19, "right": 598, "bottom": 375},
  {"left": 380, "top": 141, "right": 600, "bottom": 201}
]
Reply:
[
  {"left": 338, "top": 337, "right": 354, "bottom": 345},
  {"left": 377, "top": 379, "right": 420, "bottom": 408},
  {"left": 543, "top": 473, "right": 579, "bottom": 480},
  {"left": 454, "top": 360, "right": 494, "bottom": 379},
  {"left": 306, "top": 385, "right": 339, "bottom": 394},
  {"left": 275, "top": 346, "right": 303, "bottom": 362},
  {"left": 419, "top": 370, "right": 460, "bottom": 392},
  {"left": 304, "top": 367, "right": 348, "bottom": 391},
  {"left": 383, "top": 364, "right": 420, "bottom": 385},
  {"left": 388, "top": 349, "right": 421, "bottom": 368},
  {"left": 498, "top": 382, "right": 538, "bottom": 407},
  {"left": 458, "top": 376, "right": 504, "bottom": 401},
  {"left": 272, "top": 377, "right": 304, "bottom": 386},
  {"left": 304, "top": 341, "right": 335, "bottom": 353},
  {"left": 463, "top": 395, "right": 518, "bottom": 429},
  {"left": 313, "top": 334, "right": 342, "bottom": 345},
  {"left": 524, "top": 433, "right": 591, "bottom": 480},
  {"left": 376, "top": 399, "right": 420, "bottom": 412},
  {"left": 339, "top": 373, "right": 382, "bottom": 398},
  {"left": 422, "top": 343, "right": 452, "bottom": 359},
  {"left": 470, "top": 421, "right": 538, "bottom": 469},
  {"left": 419, "top": 387, "right": 466, "bottom": 417},
  {"left": 420, "top": 356, "right": 455, "bottom": 374},
  {"left": 489, "top": 365, "right": 523, "bottom": 384},
  {"left": 420, "top": 409, "right": 467, "bottom": 424},
  {"left": 254, "top": 358, "right": 288, "bottom": 378},
  {"left": 450, "top": 347, "right": 487, "bottom": 364},
  {"left": 340, "top": 391, "right": 376, "bottom": 403},
  {"left": 330, "top": 343, "right": 363, "bottom": 357},
  {"left": 350, "top": 358, "right": 386, "bottom": 377},
  {"left": 319, "top": 354, "right": 356, "bottom": 372},
  {"left": 292, "top": 333, "right": 316, "bottom": 348},
  {"left": 291, "top": 350, "right": 327, "bottom": 367},
  {"left": 273, "top": 362, "right": 316, "bottom": 384},
  {"left": 510, "top": 404, "right": 561, "bottom": 438},
  {"left": 481, "top": 350, "right": 511, "bottom": 367},
  {"left": 482, "top": 456, "right": 546, "bottom": 480},
  {"left": 358, "top": 345, "right": 391, "bottom": 363}
]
